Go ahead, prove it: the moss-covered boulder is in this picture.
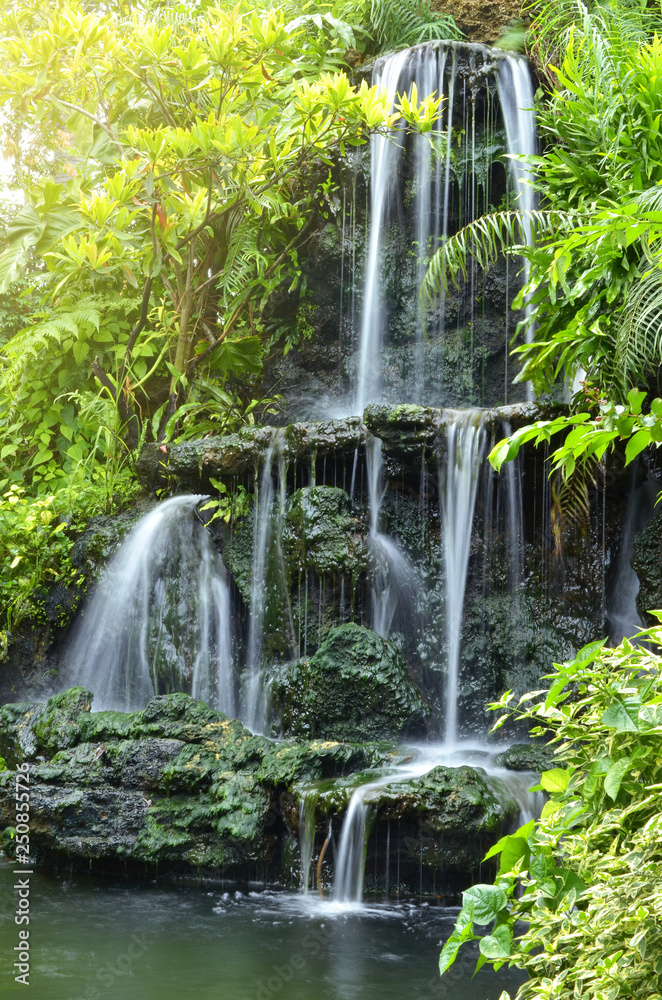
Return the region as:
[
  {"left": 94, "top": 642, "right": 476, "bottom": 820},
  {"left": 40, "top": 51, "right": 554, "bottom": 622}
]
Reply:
[
  {"left": 369, "top": 764, "right": 521, "bottom": 887},
  {"left": 0, "top": 689, "right": 395, "bottom": 881},
  {"left": 285, "top": 486, "right": 367, "bottom": 577},
  {"left": 31, "top": 687, "right": 92, "bottom": 757},
  {"left": 0, "top": 701, "right": 44, "bottom": 766},
  {"left": 271, "top": 622, "right": 427, "bottom": 740}
]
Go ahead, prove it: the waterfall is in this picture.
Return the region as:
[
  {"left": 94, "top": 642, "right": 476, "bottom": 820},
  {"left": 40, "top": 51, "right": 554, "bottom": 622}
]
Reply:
[
  {"left": 334, "top": 785, "right": 375, "bottom": 903},
  {"left": 66, "top": 496, "right": 235, "bottom": 715},
  {"left": 242, "top": 429, "right": 295, "bottom": 733},
  {"left": 353, "top": 41, "right": 538, "bottom": 412},
  {"left": 608, "top": 474, "right": 659, "bottom": 644},
  {"left": 333, "top": 744, "right": 539, "bottom": 905},
  {"left": 365, "top": 434, "right": 418, "bottom": 638},
  {"left": 497, "top": 53, "right": 538, "bottom": 402},
  {"left": 355, "top": 49, "right": 409, "bottom": 414},
  {"left": 440, "top": 411, "right": 487, "bottom": 744}
]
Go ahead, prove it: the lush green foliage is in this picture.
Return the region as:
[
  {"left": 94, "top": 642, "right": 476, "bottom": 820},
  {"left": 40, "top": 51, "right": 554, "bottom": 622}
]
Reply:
[
  {"left": 365, "top": 0, "right": 462, "bottom": 51},
  {"left": 440, "top": 625, "right": 662, "bottom": 999},
  {"left": 0, "top": 469, "right": 142, "bottom": 650},
  {"left": 424, "top": 0, "right": 662, "bottom": 400},
  {"left": 0, "top": 0, "right": 440, "bottom": 497},
  {"left": 489, "top": 386, "right": 662, "bottom": 478}
]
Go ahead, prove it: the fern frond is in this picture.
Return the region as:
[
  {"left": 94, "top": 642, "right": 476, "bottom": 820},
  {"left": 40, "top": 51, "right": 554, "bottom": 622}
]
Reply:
[
  {"left": 613, "top": 263, "right": 662, "bottom": 393},
  {"left": 369, "top": 0, "right": 463, "bottom": 52},
  {"left": 419, "top": 209, "right": 573, "bottom": 311},
  {"left": 524, "top": 0, "right": 658, "bottom": 80},
  {"left": 550, "top": 459, "right": 595, "bottom": 555}
]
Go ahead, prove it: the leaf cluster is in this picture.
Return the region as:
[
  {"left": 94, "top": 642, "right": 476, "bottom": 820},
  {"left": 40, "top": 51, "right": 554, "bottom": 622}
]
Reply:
[{"left": 440, "top": 625, "right": 662, "bottom": 999}]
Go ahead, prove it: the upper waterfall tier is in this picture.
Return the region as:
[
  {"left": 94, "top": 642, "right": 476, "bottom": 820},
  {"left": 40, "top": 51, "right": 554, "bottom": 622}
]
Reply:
[{"left": 273, "top": 40, "right": 538, "bottom": 421}]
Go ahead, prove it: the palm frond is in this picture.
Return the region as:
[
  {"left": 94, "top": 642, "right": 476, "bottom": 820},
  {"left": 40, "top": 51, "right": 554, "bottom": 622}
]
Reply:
[
  {"left": 217, "top": 211, "right": 263, "bottom": 306},
  {"left": 419, "top": 209, "right": 572, "bottom": 311}
]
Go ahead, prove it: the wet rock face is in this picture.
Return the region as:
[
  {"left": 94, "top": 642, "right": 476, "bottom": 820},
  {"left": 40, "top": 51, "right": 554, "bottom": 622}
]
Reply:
[
  {"left": 495, "top": 742, "right": 557, "bottom": 773},
  {"left": 632, "top": 512, "right": 662, "bottom": 625},
  {"left": 377, "top": 764, "right": 521, "bottom": 876},
  {"left": 430, "top": 0, "right": 524, "bottom": 44},
  {"left": 271, "top": 623, "right": 427, "bottom": 741},
  {"left": 0, "top": 689, "right": 393, "bottom": 881},
  {"left": 285, "top": 486, "right": 367, "bottom": 578}
]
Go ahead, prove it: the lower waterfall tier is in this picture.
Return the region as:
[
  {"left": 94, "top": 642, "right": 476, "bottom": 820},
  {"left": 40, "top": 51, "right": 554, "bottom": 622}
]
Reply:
[{"left": 0, "top": 688, "right": 549, "bottom": 900}]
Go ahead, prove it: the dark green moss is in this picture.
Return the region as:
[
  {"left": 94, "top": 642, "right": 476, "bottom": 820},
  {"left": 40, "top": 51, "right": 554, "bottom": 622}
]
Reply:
[
  {"left": 32, "top": 687, "right": 92, "bottom": 757},
  {"left": 271, "top": 622, "right": 428, "bottom": 740},
  {"left": 285, "top": 486, "right": 367, "bottom": 577}
]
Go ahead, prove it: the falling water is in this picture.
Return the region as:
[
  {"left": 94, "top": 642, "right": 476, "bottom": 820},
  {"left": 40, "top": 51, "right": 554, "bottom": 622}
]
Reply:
[
  {"left": 333, "top": 744, "right": 539, "bottom": 905},
  {"left": 66, "top": 496, "right": 235, "bottom": 715},
  {"left": 440, "top": 411, "right": 487, "bottom": 744},
  {"left": 497, "top": 53, "right": 538, "bottom": 401},
  {"left": 243, "top": 430, "right": 296, "bottom": 733},
  {"left": 608, "top": 473, "right": 659, "bottom": 644},
  {"left": 365, "top": 434, "right": 418, "bottom": 638},
  {"left": 355, "top": 49, "right": 409, "bottom": 413},
  {"left": 353, "top": 42, "right": 538, "bottom": 412}
]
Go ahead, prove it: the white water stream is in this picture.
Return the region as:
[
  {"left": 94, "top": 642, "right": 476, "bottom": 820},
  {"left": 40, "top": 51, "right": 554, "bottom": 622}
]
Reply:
[
  {"left": 331, "top": 743, "right": 540, "bottom": 906},
  {"left": 67, "top": 495, "right": 235, "bottom": 714},
  {"left": 440, "top": 411, "right": 488, "bottom": 743},
  {"left": 353, "top": 42, "right": 538, "bottom": 411}
]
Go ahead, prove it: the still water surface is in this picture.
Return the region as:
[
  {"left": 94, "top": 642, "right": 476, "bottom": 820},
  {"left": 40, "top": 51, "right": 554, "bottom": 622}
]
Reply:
[{"left": 0, "top": 861, "right": 525, "bottom": 1000}]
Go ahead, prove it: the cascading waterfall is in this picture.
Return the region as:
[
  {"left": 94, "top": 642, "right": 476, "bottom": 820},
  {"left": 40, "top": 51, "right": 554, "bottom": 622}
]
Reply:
[
  {"left": 440, "top": 411, "right": 488, "bottom": 744},
  {"left": 333, "top": 745, "right": 540, "bottom": 905},
  {"left": 353, "top": 41, "right": 538, "bottom": 412},
  {"left": 66, "top": 496, "right": 235, "bottom": 715},
  {"left": 355, "top": 49, "right": 410, "bottom": 414},
  {"left": 329, "top": 408, "right": 531, "bottom": 903},
  {"left": 608, "top": 474, "right": 659, "bottom": 644},
  {"left": 497, "top": 55, "right": 537, "bottom": 339}
]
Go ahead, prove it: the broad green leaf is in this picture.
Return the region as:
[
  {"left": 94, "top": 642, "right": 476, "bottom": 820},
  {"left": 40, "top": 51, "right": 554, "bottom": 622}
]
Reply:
[
  {"left": 627, "top": 388, "right": 647, "bottom": 414},
  {"left": 625, "top": 429, "right": 651, "bottom": 464},
  {"left": 479, "top": 924, "right": 512, "bottom": 960},
  {"left": 604, "top": 757, "right": 631, "bottom": 800},
  {"left": 461, "top": 884, "right": 508, "bottom": 925},
  {"left": 540, "top": 768, "right": 571, "bottom": 794},
  {"left": 601, "top": 701, "right": 640, "bottom": 732}
]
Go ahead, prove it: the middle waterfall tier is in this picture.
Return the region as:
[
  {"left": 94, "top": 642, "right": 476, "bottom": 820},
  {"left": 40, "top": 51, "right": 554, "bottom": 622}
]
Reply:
[{"left": 84, "top": 404, "right": 610, "bottom": 740}]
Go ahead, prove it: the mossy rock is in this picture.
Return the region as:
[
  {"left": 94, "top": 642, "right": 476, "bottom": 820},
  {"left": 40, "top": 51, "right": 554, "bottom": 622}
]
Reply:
[
  {"left": 271, "top": 622, "right": 427, "bottom": 741},
  {"left": 285, "top": 486, "right": 367, "bottom": 577},
  {"left": 0, "top": 701, "right": 45, "bottom": 766},
  {"left": 495, "top": 742, "right": 557, "bottom": 773},
  {"left": 32, "top": 687, "right": 92, "bottom": 757}
]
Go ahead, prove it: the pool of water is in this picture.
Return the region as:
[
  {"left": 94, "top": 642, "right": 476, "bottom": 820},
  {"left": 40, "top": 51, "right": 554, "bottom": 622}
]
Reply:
[{"left": 0, "top": 860, "right": 525, "bottom": 1000}]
